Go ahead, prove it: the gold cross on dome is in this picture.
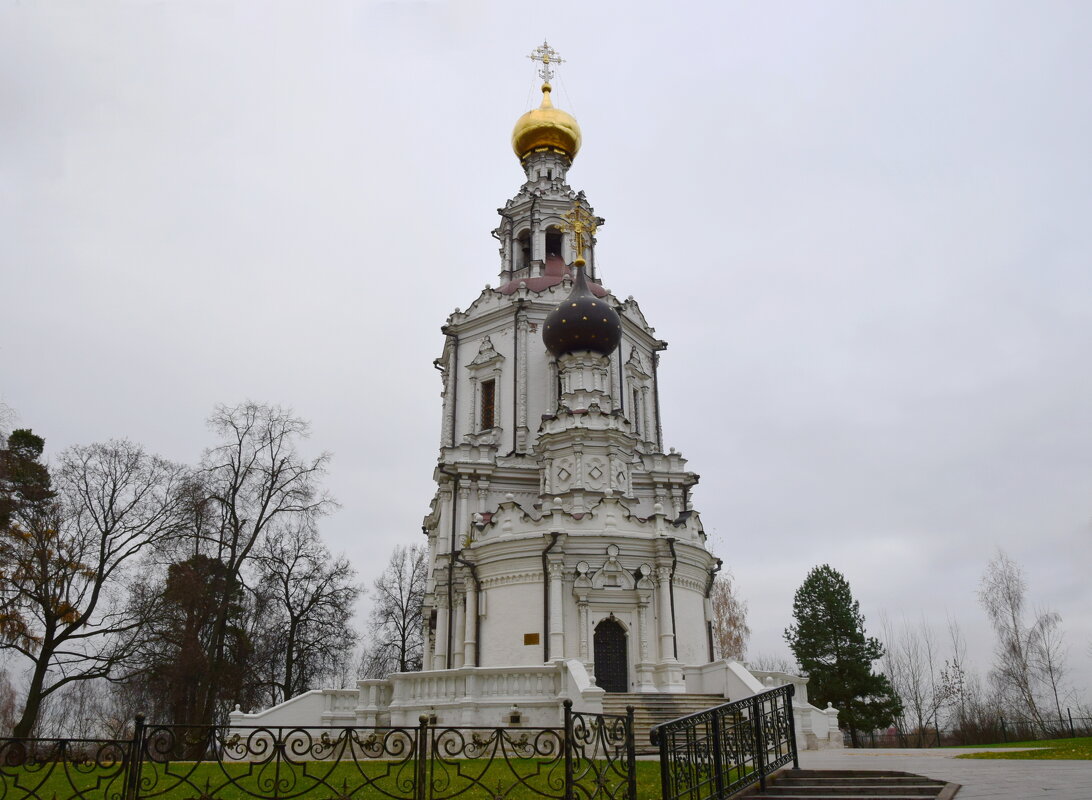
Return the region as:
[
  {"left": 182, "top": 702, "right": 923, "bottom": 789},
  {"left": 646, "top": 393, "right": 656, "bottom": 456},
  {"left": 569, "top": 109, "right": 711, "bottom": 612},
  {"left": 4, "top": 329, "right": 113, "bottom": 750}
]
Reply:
[
  {"left": 562, "top": 200, "right": 597, "bottom": 262},
  {"left": 528, "top": 40, "right": 564, "bottom": 82}
]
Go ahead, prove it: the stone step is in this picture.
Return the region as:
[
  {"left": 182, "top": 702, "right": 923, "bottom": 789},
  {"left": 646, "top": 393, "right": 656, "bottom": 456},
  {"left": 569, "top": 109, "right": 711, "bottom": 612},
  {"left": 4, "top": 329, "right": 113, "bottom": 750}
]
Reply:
[
  {"left": 599, "top": 692, "right": 729, "bottom": 753},
  {"left": 762, "top": 788, "right": 943, "bottom": 797},
  {"left": 743, "top": 770, "right": 955, "bottom": 800}
]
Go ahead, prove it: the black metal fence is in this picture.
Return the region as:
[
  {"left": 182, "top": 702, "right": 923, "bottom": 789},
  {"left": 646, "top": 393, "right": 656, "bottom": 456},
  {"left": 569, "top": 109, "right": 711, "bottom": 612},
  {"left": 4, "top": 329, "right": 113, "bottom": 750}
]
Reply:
[
  {"left": 650, "top": 685, "right": 797, "bottom": 800},
  {"left": 0, "top": 700, "right": 635, "bottom": 800},
  {"left": 846, "top": 709, "right": 1092, "bottom": 748}
]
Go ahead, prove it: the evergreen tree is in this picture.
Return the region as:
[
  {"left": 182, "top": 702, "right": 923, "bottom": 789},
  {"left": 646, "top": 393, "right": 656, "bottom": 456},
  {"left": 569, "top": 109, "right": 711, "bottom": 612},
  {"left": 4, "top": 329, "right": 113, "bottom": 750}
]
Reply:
[
  {"left": 784, "top": 564, "right": 901, "bottom": 746},
  {"left": 0, "top": 429, "right": 55, "bottom": 648}
]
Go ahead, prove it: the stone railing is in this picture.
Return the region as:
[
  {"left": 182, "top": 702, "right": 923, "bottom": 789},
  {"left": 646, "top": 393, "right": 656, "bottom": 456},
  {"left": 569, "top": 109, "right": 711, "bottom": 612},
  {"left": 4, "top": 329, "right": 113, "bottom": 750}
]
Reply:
[
  {"left": 229, "top": 688, "right": 360, "bottom": 727},
  {"left": 230, "top": 659, "right": 605, "bottom": 731},
  {"left": 386, "top": 663, "right": 567, "bottom": 727}
]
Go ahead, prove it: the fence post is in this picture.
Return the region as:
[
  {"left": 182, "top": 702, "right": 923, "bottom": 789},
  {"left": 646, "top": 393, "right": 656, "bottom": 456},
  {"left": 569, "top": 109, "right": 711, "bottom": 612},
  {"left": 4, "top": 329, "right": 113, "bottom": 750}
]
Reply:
[
  {"left": 652, "top": 722, "right": 671, "bottom": 800},
  {"left": 710, "top": 707, "right": 725, "bottom": 799},
  {"left": 123, "top": 714, "right": 146, "bottom": 800},
  {"left": 415, "top": 714, "right": 429, "bottom": 800},
  {"left": 1000, "top": 716, "right": 1006, "bottom": 743},
  {"left": 563, "top": 699, "right": 574, "bottom": 800},
  {"left": 752, "top": 696, "right": 766, "bottom": 793},
  {"left": 785, "top": 685, "right": 799, "bottom": 770},
  {"left": 1067, "top": 708, "right": 1075, "bottom": 738},
  {"left": 625, "top": 706, "right": 637, "bottom": 800}
]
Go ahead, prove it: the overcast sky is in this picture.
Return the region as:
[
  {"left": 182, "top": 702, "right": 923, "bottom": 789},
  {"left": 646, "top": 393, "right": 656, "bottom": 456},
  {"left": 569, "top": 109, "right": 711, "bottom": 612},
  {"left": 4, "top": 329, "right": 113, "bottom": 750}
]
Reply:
[{"left": 2, "top": 1, "right": 1090, "bottom": 705}]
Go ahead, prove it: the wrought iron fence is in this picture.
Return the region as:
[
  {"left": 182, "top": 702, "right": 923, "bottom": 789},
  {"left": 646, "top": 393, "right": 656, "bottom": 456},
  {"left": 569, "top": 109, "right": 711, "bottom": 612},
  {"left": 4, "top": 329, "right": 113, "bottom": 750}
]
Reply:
[
  {"left": 650, "top": 684, "right": 797, "bottom": 800},
  {"left": 0, "top": 700, "right": 635, "bottom": 800}
]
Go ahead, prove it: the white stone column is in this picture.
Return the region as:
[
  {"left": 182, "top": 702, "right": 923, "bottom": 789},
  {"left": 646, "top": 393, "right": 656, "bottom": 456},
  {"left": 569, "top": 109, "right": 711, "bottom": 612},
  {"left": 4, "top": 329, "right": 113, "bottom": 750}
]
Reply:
[
  {"left": 637, "top": 598, "right": 650, "bottom": 663},
  {"left": 548, "top": 560, "right": 565, "bottom": 659},
  {"left": 657, "top": 566, "right": 676, "bottom": 662},
  {"left": 469, "top": 376, "right": 482, "bottom": 433},
  {"left": 441, "top": 352, "right": 455, "bottom": 446},
  {"left": 452, "top": 592, "right": 466, "bottom": 669},
  {"left": 635, "top": 593, "right": 656, "bottom": 692},
  {"left": 463, "top": 584, "right": 478, "bottom": 667},
  {"left": 577, "top": 600, "right": 589, "bottom": 663},
  {"left": 517, "top": 313, "right": 529, "bottom": 451},
  {"left": 640, "top": 386, "right": 651, "bottom": 442},
  {"left": 422, "top": 615, "right": 433, "bottom": 670},
  {"left": 433, "top": 594, "right": 449, "bottom": 670},
  {"left": 439, "top": 486, "right": 454, "bottom": 551},
  {"left": 456, "top": 482, "right": 470, "bottom": 549}
]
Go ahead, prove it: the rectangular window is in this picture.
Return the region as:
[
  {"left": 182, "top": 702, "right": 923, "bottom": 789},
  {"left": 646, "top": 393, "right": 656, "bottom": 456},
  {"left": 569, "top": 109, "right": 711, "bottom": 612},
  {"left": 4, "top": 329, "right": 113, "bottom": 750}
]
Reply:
[
  {"left": 480, "top": 379, "right": 496, "bottom": 430},
  {"left": 632, "top": 388, "right": 641, "bottom": 435}
]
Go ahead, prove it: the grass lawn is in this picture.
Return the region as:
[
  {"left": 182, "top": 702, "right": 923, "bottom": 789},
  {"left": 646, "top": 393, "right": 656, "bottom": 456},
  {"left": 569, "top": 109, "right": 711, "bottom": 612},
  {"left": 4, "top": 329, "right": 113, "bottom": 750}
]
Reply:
[
  {"left": 0, "top": 758, "right": 665, "bottom": 800},
  {"left": 955, "top": 736, "right": 1092, "bottom": 760}
]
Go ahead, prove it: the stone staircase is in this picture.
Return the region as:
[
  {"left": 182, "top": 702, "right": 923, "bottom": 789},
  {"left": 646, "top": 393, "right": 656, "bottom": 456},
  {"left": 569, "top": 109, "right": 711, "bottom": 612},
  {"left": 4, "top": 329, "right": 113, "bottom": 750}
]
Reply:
[
  {"left": 600, "top": 692, "right": 727, "bottom": 753},
  {"left": 742, "top": 770, "right": 956, "bottom": 799}
]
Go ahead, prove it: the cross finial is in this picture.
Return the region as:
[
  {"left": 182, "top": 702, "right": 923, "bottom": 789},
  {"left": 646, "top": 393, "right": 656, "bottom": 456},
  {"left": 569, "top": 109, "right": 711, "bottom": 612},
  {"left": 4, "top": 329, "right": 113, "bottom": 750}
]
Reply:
[
  {"left": 562, "top": 200, "right": 597, "bottom": 265},
  {"left": 528, "top": 40, "right": 564, "bottom": 83}
]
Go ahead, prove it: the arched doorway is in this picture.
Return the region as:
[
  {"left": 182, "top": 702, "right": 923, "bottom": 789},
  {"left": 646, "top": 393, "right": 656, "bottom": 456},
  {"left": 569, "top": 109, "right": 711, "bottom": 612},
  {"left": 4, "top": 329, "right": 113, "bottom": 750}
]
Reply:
[{"left": 593, "top": 616, "right": 628, "bottom": 693}]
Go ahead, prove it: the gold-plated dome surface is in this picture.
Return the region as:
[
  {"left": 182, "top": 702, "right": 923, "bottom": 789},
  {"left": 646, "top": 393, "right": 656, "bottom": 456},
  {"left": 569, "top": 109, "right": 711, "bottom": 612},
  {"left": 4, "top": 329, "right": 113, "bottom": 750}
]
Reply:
[{"left": 511, "top": 83, "right": 582, "bottom": 162}]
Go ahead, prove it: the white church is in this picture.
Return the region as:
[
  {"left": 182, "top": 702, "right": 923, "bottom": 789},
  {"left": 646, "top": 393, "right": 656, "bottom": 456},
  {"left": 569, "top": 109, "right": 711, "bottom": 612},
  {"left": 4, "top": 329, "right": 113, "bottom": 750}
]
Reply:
[{"left": 232, "top": 46, "right": 841, "bottom": 751}]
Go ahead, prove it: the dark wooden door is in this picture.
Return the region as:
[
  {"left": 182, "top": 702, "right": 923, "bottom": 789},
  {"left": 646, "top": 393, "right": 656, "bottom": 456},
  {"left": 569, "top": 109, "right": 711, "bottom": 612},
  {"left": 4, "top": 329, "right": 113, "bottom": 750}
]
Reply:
[{"left": 593, "top": 617, "right": 628, "bottom": 693}]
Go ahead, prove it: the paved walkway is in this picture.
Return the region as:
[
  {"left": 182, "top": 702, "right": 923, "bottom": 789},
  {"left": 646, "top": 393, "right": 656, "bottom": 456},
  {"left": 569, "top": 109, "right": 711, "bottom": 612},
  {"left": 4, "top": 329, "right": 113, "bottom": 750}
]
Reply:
[{"left": 799, "top": 747, "right": 1092, "bottom": 799}]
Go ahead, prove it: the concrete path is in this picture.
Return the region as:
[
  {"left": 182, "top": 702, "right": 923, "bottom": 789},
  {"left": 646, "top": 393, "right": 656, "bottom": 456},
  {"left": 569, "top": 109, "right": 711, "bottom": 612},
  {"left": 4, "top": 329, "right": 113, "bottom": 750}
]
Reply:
[{"left": 798, "top": 747, "right": 1092, "bottom": 799}]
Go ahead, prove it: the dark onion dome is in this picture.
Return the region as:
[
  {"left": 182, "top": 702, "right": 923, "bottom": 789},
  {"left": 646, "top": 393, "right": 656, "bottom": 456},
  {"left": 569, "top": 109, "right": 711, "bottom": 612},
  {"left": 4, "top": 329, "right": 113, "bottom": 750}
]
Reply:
[{"left": 543, "top": 263, "right": 622, "bottom": 357}]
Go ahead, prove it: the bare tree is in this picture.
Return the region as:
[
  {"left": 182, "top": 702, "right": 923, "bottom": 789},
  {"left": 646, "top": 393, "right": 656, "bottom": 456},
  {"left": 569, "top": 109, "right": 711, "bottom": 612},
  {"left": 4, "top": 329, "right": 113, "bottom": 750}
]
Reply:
[
  {"left": 191, "top": 402, "right": 335, "bottom": 725},
  {"left": 1032, "top": 610, "right": 1069, "bottom": 727},
  {"left": 937, "top": 616, "right": 972, "bottom": 738},
  {"left": 3, "top": 441, "right": 189, "bottom": 737},
  {"left": 710, "top": 571, "right": 750, "bottom": 661},
  {"left": 253, "top": 522, "right": 360, "bottom": 705},
  {"left": 977, "top": 550, "right": 1064, "bottom": 734},
  {"left": 745, "top": 654, "right": 798, "bottom": 674},
  {"left": 360, "top": 545, "right": 426, "bottom": 678},
  {"left": 0, "top": 666, "right": 17, "bottom": 736}
]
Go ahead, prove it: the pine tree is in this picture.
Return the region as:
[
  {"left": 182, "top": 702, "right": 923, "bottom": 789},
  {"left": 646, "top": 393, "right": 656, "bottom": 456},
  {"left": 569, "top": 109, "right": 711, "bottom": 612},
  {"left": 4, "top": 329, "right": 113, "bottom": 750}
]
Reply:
[{"left": 784, "top": 564, "right": 901, "bottom": 746}]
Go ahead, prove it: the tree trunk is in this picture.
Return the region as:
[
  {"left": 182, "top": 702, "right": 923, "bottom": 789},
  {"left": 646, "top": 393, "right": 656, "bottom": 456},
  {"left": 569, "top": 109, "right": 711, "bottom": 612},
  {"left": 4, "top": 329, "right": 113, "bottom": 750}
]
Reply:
[
  {"left": 282, "top": 619, "right": 298, "bottom": 702},
  {"left": 13, "top": 649, "right": 52, "bottom": 739}
]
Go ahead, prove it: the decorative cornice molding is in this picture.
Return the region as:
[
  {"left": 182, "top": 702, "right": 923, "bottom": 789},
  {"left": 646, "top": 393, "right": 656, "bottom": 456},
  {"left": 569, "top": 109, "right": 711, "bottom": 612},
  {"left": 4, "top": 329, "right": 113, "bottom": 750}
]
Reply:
[{"left": 480, "top": 570, "right": 545, "bottom": 589}]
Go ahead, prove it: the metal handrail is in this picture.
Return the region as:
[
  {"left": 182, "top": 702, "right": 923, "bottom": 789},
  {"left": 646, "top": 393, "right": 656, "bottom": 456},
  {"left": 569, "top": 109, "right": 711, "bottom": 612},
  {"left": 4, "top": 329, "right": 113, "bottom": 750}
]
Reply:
[{"left": 650, "top": 683, "right": 799, "bottom": 800}]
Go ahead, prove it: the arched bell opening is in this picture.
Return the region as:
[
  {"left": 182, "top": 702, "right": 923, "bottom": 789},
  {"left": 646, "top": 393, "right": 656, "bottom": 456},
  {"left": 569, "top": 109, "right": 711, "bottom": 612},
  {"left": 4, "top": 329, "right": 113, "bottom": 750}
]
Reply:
[
  {"left": 593, "top": 615, "right": 629, "bottom": 693},
  {"left": 514, "top": 229, "right": 531, "bottom": 273},
  {"left": 545, "top": 226, "right": 564, "bottom": 260}
]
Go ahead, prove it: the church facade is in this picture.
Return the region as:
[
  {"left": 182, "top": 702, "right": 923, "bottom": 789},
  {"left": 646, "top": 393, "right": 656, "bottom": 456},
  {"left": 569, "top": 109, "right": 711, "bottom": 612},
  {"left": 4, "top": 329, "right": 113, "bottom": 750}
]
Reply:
[{"left": 231, "top": 50, "right": 841, "bottom": 750}]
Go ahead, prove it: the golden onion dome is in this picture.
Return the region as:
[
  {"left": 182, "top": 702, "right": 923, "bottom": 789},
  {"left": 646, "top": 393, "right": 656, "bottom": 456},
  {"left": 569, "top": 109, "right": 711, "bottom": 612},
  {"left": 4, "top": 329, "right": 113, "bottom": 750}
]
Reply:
[{"left": 511, "top": 83, "right": 582, "bottom": 162}]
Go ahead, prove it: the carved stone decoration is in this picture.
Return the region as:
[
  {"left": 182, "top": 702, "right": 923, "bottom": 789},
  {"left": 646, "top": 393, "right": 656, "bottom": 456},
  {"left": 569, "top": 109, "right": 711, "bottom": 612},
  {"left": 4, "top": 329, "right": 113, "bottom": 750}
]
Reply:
[
  {"left": 590, "top": 543, "right": 636, "bottom": 590},
  {"left": 585, "top": 456, "right": 607, "bottom": 490},
  {"left": 468, "top": 336, "right": 503, "bottom": 367},
  {"left": 551, "top": 456, "right": 575, "bottom": 493}
]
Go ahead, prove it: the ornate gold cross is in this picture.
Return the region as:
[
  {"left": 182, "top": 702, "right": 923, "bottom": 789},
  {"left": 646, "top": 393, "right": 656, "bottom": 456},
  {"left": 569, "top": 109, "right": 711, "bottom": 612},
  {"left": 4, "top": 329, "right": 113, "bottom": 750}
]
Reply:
[
  {"left": 562, "top": 200, "right": 596, "bottom": 264},
  {"left": 528, "top": 40, "right": 564, "bottom": 82}
]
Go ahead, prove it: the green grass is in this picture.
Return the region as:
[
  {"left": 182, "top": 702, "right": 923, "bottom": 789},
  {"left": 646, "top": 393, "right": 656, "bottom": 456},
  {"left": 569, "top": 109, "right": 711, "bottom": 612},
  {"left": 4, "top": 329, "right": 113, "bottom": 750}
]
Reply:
[
  {"left": 955, "top": 735, "right": 1092, "bottom": 760},
  {"left": 0, "top": 758, "right": 665, "bottom": 800}
]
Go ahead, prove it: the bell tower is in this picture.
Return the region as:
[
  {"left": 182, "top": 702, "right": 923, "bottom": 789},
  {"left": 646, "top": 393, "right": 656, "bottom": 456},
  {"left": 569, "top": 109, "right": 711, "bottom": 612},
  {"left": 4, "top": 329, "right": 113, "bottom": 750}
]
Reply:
[{"left": 422, "top": 44, "right": 713, "bottom": 697}]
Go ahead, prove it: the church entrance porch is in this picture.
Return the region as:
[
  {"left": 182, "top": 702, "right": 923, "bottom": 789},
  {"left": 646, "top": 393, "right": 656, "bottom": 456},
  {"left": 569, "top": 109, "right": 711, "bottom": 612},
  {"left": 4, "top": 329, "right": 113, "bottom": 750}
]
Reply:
[{"left": 593, "top": 617, "right": 628, "bottom": 692}]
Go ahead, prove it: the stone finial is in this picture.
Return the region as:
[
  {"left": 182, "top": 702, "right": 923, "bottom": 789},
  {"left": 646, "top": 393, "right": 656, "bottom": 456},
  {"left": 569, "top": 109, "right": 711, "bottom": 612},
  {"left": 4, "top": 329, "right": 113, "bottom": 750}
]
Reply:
[{"left": 653, "top": 502, "right": 664, "bottom": 515}]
